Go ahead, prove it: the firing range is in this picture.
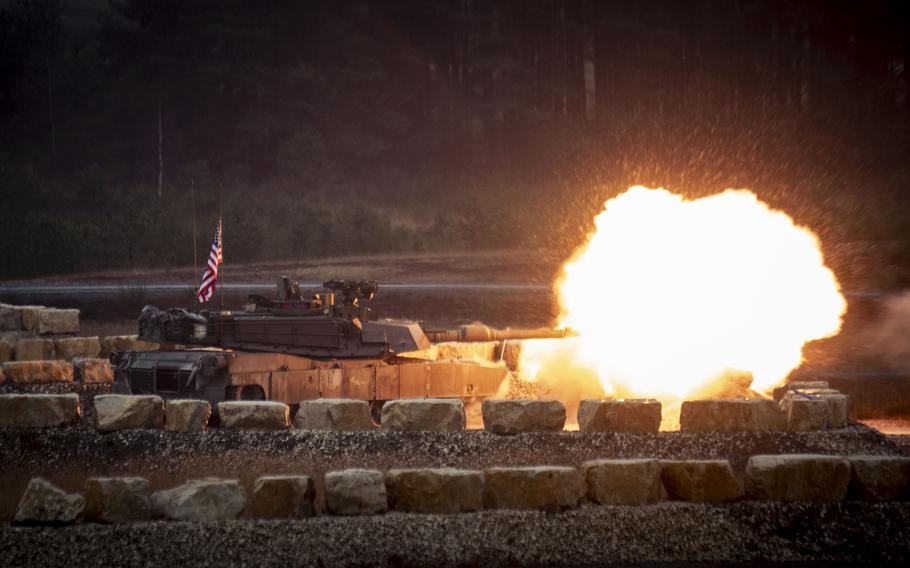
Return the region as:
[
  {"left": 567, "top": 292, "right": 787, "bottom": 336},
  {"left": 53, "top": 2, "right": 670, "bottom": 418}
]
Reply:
[{"left": 2, "top": 1, "right": 910, "bottom": 566}]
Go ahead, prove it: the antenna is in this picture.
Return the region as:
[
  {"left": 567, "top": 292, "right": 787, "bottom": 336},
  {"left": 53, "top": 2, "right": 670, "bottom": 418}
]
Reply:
[
  {"left": 192, "top": 179, "right": 198, "bottom": 305},
  {"left": 219, "top": 184, "right": 224, "bottom": 311}
]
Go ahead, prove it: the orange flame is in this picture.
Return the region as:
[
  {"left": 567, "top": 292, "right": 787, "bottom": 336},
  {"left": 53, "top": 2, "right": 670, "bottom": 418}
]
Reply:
[{"left": 520, "top": 186, "right": 846, "bottom": 425}]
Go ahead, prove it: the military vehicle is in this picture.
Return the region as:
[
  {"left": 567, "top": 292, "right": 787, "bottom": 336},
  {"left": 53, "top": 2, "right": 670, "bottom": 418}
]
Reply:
[{"left": 112, "top": 277, "right": 571, "bottom": 417}]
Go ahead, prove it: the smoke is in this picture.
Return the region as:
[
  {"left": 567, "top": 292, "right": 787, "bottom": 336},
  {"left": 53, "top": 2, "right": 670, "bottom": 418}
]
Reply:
[
  {"left": 517, "top": 339, "right": 759, "bottom": 430},
  {"left": 517, "top": 338, "right": 606, "bottom": 428},
  {"left": 866, "top": 291, "right": 910, "bottom": 371}
]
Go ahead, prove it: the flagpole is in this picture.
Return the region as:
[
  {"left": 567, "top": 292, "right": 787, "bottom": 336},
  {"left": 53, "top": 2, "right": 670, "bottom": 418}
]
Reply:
[
  {"left": 219, "top": 185, "right": 224, "bottom": 311},
  {"left": 192, "top": 180, "right": 198, "bottom": 306}
]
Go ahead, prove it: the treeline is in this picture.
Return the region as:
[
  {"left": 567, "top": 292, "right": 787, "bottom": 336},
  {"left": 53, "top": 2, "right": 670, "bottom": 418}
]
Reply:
[{"left": 1, "top": 0, "right": 909, "bottom": 278}]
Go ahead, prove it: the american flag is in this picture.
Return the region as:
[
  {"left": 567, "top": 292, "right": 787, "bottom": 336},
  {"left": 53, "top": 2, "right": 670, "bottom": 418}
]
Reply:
[{"left": 196, "top": 219, "right": 223, "bottom": 303}]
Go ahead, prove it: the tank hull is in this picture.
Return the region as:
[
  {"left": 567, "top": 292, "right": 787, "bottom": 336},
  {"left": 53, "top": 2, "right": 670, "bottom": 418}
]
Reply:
[{"left": 113, "top": 349, "right": 508, "bottom": 409}]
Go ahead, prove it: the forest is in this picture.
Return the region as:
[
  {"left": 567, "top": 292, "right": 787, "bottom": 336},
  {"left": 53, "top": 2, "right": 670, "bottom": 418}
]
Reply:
[{"left": 1, "top": 0, "right": 909, "bottom": 279}]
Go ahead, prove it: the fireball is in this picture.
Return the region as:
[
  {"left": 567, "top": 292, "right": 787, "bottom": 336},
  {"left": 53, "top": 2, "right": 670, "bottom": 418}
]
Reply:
[{"left": 521, "top": 186, "right": 846, "bottom": 425}]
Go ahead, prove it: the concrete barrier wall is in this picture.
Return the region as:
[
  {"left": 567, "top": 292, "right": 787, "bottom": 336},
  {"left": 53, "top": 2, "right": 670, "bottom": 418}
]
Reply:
[
  {"left": 1, "top": 304, "right": 150, "bottom": 368},
  {"left": 99, "top": 335, "right": 160, "bottom": 357},
  {"left": 5, "top": 338, "right": 105, "bottom": 363},
  {"left": 1, "top": 305, "right": 84, "bottom": 364},
  {"left": 0, "top": 305, "right": 79, "bottom": 336},
  {"left": 1, "top": 358, "right": 113, "bottom": 385},
  {"left": 0, "top": 393, "right": 862, "bottom": 432},
  {"left": 11, "top": 455, "right": 908, "bottom": 523},
  {"left": 680, "top": 399, "right": 786, "bottom": 432},
  {"left": 0, "top": 394, "right": 80, "bottom": 428},
  {"left": 2, "top": 361, "right": 74, "bottom": 383}
]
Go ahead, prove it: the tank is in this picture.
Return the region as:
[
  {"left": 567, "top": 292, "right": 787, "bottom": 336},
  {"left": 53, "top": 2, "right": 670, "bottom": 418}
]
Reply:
[{"left": 112, "top": 277, "right": 572, "bottom": 417}]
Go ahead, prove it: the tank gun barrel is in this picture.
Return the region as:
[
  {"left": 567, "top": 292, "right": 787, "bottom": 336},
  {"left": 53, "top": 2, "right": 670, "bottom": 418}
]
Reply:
[{"left": 423, "top": 324, "right": 575, "bottom": 343}]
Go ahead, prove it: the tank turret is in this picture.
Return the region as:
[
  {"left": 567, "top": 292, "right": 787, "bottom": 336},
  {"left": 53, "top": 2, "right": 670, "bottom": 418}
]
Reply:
[{"left": 136, "top": 278, "right": 572, "bottom": 359}]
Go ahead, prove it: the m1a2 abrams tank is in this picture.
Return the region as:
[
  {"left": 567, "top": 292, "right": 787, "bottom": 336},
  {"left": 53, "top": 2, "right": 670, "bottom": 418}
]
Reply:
[{"left": 112, "top": 278, "right": 571, "bottom": 417}]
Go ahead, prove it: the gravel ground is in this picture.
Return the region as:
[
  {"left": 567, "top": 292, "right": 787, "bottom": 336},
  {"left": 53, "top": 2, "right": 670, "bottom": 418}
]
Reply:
[
  {"left": 1, "top": 425, "right": 900, "bottom": 475},
  {"left": 1, "top": 503, "right": 908, "bottom": 567}
]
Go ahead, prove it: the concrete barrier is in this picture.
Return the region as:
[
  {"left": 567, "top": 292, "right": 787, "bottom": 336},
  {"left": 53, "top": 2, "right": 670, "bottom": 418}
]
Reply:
[
  {"left": 165, "top": 399, "right": 211, "bottom": 432},
  {"left": 324, "top": 469, "right": 387, "bottom": 515},
  {"left": 74, "top": 357, "right": 114, "bottom": 384},
  {"left": 780, "top": 390, "right": 850, "bottom": 429},
  {"left": 788, "top": 380, "right": 831, "bottom": 390},
  {"left": 2, "top": 361, "right": 74, "bottom": 383},
  {"left": 13, "top": 478, "right": 84, "bottom": 525},
  {"left": 95, "top": 394, "right": 165, "bottom": 431},
  {"left": 19, "top": 307, "right": 44, "bottom": 333},
  {"left": 661, "top": 460, "right": 743, "bottom": 503},
  {"left": 8, "top": 453, "right": 906, "bottom": 526},
  {"left": 582, "top": 459, "right": 665, "bottom": 505},
  {"left": 481, "top": 399, "right": 566, "bottom": 434},
  {"left": 100, "top": 335, "right": 160, "bottom": 357},
  {"left": 83, "top": 477, "right": 150, "bottom": 523},
  {"left": 54, "top": 336, "right": 101, "bottom": 361},
  {"left": 814, "top": 393, "right": 850, "bottom": 428},
  {"left": 250, "top": 475, "right": 316, "bottom": 519},
  {"left": 47, "top": 309, "right": 79, "bottom": 334},
  {"left": 577, "top": 399, "right": 661, "bottom": 433},
  {"left": 848, "top": 456, "right": 910, "bottom": 501},
  {"left": 786, "top": 397, "right": 828, "bottom": 431},
  {"left": 790, "top": 387, "right": 841, "bottom": 395},
  {"left": 483, "top": 466, "right": 584, "bottom": 511},
  {"left": 151, "top": 479, "right": 246, "bottom": 521},
  {"left": 679, "top": 398, "right": 785, "bottom": 432},
  {"left": 381, "top": 399, "right": 465, "bottom": 432},
  {"left": 218, "top": 401, "right": 290, "bottom": 430},
  {"left": 0, "top": 304, "right": 23, "bottom": 331},
  {"left": 294, "top": 398, "right": 374, "bottom": 431},
  {"left": 745, "top": 454, "right": 851, "bottom": 502},
  {"left": 26, "top": 308, "right": 79, "bottom": 335},
  {"left": 15, "top": 337, "right": 55, "bottom": 361},
  {"left": 0, "top": 393, "right": 80, "bottom": 428},
  {"left": 385, "top": 468, "right": 484, "bottom": 513},
  {"left": 0, "top": 338, "right": 12, "bottom": 364}
]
